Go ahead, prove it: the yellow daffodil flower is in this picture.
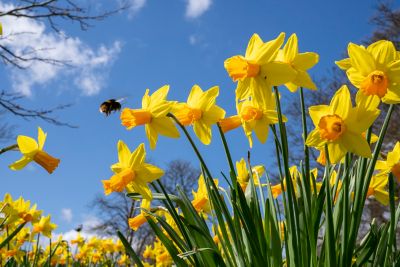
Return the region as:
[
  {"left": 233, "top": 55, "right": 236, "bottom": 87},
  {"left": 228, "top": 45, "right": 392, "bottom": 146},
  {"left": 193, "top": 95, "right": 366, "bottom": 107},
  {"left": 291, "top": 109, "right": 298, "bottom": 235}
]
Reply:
[
  {"left": 191, "top": 174, "right": 218, "bottom": 214},
  {"left": 336, "top": 40, "right": 400, "bottom": 103},
  {"left": 120, "top": 85, "right": 179, "bottom": 149},
  {"left": 219, "top": 88, "right": 282, "bottom": 147},
  {"left": 9, "top": 127, "right": 60, "bottom": 174},
  {"left": 270, "top": 166, "right": 299, "bottom": 198},
  {"left": 2, "top": 194, "right": 42, "bottom": 225},
  {"left": 276, "top": 33, "right": 319, "bottom": 92},
  {"left": 172, "top": 85, "right": 225, "bottom": 145},
  {"left": 224, "top": 33, "right": 296, "bottom": 100},
  {"left": 306, "top": 85, "right": 380, "bottom": 163},
  {"left": 376, "top": 141, "right": 400, "bottom": 183},
  {"left": 128, "top": 199, "right": 151, "bottom": 231},
  {"left": 102, "top": 141, "right": 164, "bottom": 199},
  {"left": 366, "top": 174, "right": 390, "bottom": 205},
  {"left": 32, "top": 215, "right": 57, "bottom": 238},
  {"left": 235, "top": 158, "right": 265, "bottom": 191},
  {"left": 70, "top": 233, "right": 85, "bottom": 247}
]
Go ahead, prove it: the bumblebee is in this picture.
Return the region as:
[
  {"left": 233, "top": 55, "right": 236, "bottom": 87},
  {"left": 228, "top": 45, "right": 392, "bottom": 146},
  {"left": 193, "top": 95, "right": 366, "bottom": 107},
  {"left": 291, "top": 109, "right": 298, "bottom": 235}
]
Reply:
[{"left": 99, "top": 99, "right": 122, "bottom": 116}]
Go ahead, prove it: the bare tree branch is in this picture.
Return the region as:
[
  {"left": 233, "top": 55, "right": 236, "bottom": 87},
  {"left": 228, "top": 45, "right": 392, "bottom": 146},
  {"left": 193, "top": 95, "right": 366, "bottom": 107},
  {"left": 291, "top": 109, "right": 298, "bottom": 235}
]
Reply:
[{"left": 0, "top": 90, "right": 77, "bottom": 127}]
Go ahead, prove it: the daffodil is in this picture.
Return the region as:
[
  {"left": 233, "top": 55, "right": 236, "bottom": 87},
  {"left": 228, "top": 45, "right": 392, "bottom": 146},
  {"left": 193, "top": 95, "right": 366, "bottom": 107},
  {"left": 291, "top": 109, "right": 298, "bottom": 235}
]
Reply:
[
  {"left": 306, "top": 85, "right": 380, "bottom": 163},
  {"left": 336, "top": 40, "right": 400, "bottom": 103},
  {"left": 219, "top": 87, "right": 283, "bottom": 147},
  {"left": 191, "top": 174, "right": 218, "bottom": 214},
  {"left": 172, "top": 85, "right": 225, "bottom": 145},
  {"left": 276, "top": 33, "right": 319, "bottom": 92},
  {"left": 2, "top": 194, "right": 42, "bottom": 225},
  {"left": 9, "top": 127, "right": 60, "bottom": 174},
  {"left": 128, "top": 199, "right": 151, "bottom": 231},
  {"left": 270, "top": 166, "right": 299, "bottom": 198},
  {"left": 32, "top": 215, "right": 57, "bottom": 238},
  {"left": 224, "top": 33, "right": 296, "bottom": 100},
  {"left": 366, "top": 174, "right": 390, "bottom": 205},
  {"left": 376, "top": 141, "right": 400, "bottom": 183},
  {"left": 235, "top": 158, "right": 265, "bottom": 191},
  {"left": 102, "top": 141, "right": 164, "bottom": 199},
  {"left": 120, "top": 85, "right": 179, "bottom": 149}
]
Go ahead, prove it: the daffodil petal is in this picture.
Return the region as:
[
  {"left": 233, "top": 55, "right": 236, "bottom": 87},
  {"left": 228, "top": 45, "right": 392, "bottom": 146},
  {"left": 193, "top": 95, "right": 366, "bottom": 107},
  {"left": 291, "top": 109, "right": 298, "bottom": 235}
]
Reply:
[
  {"left": 373, "top": 190, "right": 389, "bottom": 206},
  {"left": 292, "top": 70, "right": 317, "bottom": 90},
  {"left": 246, "top": 33, "right": 264, "bottom": 60},
  {"left": 145, "top": 124, "right": 158, "bottom": 150},
  {"left": 382, "top": 85, "right": 400, "bottom": 104},
  {"left": 341, "top": 132, "right": 371, "bottom": 159},
  {"left": 142, "top": 89, "right": 151, "bottom": 109},
  {"left": 202, "top": 105, "right": 225, "bottom": 125},
  {"left": 386, "top": 60, "right": 400, "bottom": 83},
  {"left": 346, "top": 67, "right": 365, "bottom": 88},
  {"left": 117, "top": 140, "right": 131, "bottom": 167},
  {"left": 305, "top": 128, "right": 326, "bottom": 147},
  {"left": 17, "top": 135, "right": 38, "bottom": 155},
  {"left": 309, "top": 105, "right": 329, "bottom": 126},
  {"left": 330, "top": 85, "right": 351, "bottom": 119},
  {"left": 9, "top": 156, "right": 32, "bottom": 170},
  {"left": 193, "top": 121, "right": 212, "bottom": 145},
  {"left": 367, "top": 40, "right": 396, "bottom": 68},
  {"left": 335, "top": 58, "right": 351, "bottom": 70},
  {"left": 255, "top": 32, "right": 285, "bottom": 64},
  {"left": 348, "top": 43, "right": 375, "bottom": 76},
  {"left": 327, "top": 142, "right": 347, "bottom": 164},
  {"left": 128, "top": 181, "right": 152, "bottom": 200},
  {"left": 293, "top": 52, "right": 319, "bottom": 70},
  {"left": 200, "top": 86, "right": 219, "bottom": 111},
  {"left": 253, "top": 120, "right": 269, "bottom": 144},
  {"left": 187, "top": 85, "right": 204, "bottom": 107},
  {"left": 136, "top": 163, "right": 164, "bottom": 183},
  {"left": 283, "top": 34, "right": 298, "bottom": 62},
  {"left": 151, "top": 117, "right": 180, "bottom": 138},
  {"left": 261, "top": 61, "right": 297, "bottom": 86},
  {"left": 37, "top": 127, "right": 47, "bottom": 150},
  {"left": 129, "top": 143, "right": 146, "bottom": 168},
  {"left": 150, "top": 85, "right": 169, "bottom": 103}
]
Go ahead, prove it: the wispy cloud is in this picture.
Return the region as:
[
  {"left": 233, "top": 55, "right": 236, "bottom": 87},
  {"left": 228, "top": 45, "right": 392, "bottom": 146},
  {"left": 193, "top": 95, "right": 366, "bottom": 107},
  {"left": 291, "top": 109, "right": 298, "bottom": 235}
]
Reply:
[
  {"left": 189, "top": 34, "right": 199, "bottom": 45},
  {"left": 0, "top": 2, "right": 122, "bottom": 96},
  {"left": 185, "top": 0, "right": 212, "bottom": 19},
  {"left": 127, "top": 0, "right": 147, "bottom": 18},
  {"left": 61, "top": 208, "right": 73, "bottom": 223}
]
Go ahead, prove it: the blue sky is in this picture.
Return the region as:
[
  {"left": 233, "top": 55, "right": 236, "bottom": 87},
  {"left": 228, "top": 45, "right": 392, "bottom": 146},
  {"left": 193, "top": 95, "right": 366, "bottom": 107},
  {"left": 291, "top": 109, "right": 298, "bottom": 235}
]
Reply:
[{"left": 0, "top": 0, "right": 380, "bottom": 234}]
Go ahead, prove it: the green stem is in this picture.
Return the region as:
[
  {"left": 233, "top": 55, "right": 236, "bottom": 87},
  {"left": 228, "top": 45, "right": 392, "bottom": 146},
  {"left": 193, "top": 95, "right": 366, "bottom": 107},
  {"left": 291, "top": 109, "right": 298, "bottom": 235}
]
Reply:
[
  {"left": 32, "top": 233, "right": 40, "bottom": 267},
  {"left": 0, "top": 144, "right": 18, "bottom": 155},
  {"left": 384, "top": 173, "right": 396, "bottom": 265},
  {"left": 273, "top": 86, "right": 300, "bottom": 266},
  {"left": 216, "top": 122, "right": 238, "bottom": 190},
  {"left": 168, "top": 113, "right": 213, "bottom": 179},
  {"left": 324, "top": 145, "right": 336, "bottom": 267},
  {"left": 341, "top": 153, "right": 350, "bottom": 266}
]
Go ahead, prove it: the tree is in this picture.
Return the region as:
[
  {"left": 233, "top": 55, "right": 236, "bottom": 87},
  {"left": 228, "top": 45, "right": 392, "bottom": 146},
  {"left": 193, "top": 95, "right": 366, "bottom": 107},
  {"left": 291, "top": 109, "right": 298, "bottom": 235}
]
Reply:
[
  {"left": 88, "top": 159, "right": 200, "bottom": 256},
  {"left": 0, "top": 0, "right": 128, "bottom": 137}
]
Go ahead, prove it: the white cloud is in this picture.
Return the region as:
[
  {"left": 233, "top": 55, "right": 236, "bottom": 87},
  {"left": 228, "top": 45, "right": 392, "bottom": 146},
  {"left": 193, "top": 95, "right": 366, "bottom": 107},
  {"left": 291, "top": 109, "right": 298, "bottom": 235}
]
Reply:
[
  {"left": 128, "top": 0, "right": 147, "bottom": 18},
  {"left": 61, "top": 208, "right": 73, "bottom": 223},
  {"left": 189, "top": 34, "right": 198, "bottom": 45},
  {"left": 185, "top": 0, "right": 212, "bottom": 19},
  {"left": 0, "top": 2, "right": 122, "bottom": 96}
]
